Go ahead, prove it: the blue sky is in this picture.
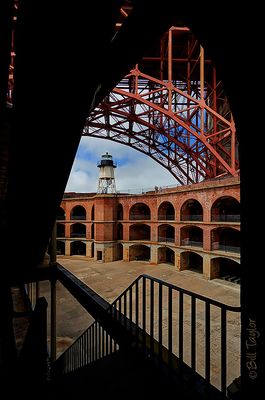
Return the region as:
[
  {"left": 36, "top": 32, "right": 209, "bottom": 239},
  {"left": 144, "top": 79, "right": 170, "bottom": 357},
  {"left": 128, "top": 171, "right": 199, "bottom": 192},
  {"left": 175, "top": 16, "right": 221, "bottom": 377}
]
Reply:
[{"left": 65, "top": 137, "right": 177, "bottom": 193}]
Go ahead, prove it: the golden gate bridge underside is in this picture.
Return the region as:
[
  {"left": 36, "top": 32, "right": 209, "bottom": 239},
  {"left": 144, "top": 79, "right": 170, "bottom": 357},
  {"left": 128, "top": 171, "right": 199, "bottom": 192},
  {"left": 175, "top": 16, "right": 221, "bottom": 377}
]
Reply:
[{"left": 83, "top": 27, "right": 239, "bottom": 185}]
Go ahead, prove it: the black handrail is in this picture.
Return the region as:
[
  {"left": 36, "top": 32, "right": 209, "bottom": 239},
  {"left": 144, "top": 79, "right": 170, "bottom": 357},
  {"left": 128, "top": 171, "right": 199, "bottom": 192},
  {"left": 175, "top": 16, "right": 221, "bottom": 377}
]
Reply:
[{"left": 54, "top": 268, "right": 241, "bottom": 396}]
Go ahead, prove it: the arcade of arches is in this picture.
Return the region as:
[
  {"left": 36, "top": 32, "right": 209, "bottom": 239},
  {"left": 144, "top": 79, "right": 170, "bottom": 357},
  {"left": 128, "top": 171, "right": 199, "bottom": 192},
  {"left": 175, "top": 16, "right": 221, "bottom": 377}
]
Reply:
[{"left": 56, "top": 176, "right": 240, "bottom": 283}]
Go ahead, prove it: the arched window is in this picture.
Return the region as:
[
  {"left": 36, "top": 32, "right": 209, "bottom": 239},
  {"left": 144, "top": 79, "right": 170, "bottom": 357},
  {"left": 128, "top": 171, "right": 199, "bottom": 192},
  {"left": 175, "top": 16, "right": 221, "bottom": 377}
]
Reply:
[
  {"left": 70, "top": 205, "right": 86, "bottom": 220},
  {"left": 158, "top": 201, "right": 175, "bottom": 220},
  {"left": 129, "top": 245, "right": 150, "bottom": 261},
  {"left": 211, "top": 196, "right": 240, "bottom": 222},
  {"left": 180, "top": 199, "right": 203, "bottom": 221},
  {"left": 129, "top": 224, "right": 150, "bottom": 241},
  {"left": 180, "top": 226, "right": 203, "bottom": 248},
  {"left": 129, "top": 203, "right": 151, "bottom": 220}
]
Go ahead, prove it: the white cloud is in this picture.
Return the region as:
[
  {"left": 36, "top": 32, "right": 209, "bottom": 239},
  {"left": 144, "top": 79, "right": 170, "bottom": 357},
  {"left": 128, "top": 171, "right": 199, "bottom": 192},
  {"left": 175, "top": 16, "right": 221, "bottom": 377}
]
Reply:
[{"left": 65, "top": 137, "right": 177, "bottom": 193}]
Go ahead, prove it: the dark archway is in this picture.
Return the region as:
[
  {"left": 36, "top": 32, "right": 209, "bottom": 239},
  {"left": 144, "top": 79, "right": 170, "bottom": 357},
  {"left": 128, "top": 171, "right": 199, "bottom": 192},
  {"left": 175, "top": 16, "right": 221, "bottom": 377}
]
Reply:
[
  {"left": 70, "top": 241, "right": 86, "bottom": 256},
  {"left": 70, "top": 205, "right": 86, "bottom": 220},
  {"left": 158, "top": 201, "right": 175, "bottom": 220},
  {"left": 70, "top": 223, "right": 86, "bottom": 238},
  {"left": 129, "top": 203, "right": 151, "bottom": 220},
  {"left": 180, "top": 251, "right": 203, "bottom": 273},
  {"left": 158, "top": 224, "right": 175, "bottom": 243},
  {"left": 212, "top": 227, "right": 240, "bottom": 253},
  {"left": 180, "top": 199, "right": 203, "bottom": 221},
  {"left": 158, "top": 247, "right": 175, "bottom": 265},
  {"left": 180, "top": 226, "right": 203, "bottom": 248},
  {"left": 129, "top": 244, "right": 150, "bottom": 261},
  {"left": 129, "top": 224, "right": 150, "bottom": 241},
  {"left": 211, "top": 196, "right": 240, "bottom": 222},
  {"left": 211, "top": 257, "right": 241, "bottom": 284},
  {"left": 56, "top": 240, "right": 65, "bottom": 255}
]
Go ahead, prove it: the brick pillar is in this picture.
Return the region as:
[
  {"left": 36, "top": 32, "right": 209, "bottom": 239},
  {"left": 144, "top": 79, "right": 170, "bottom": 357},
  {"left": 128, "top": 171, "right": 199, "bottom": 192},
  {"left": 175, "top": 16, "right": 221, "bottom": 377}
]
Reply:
[
  {"left": 123, "top": 243, "right": 130, "bottom": 261},
  {"left": 203, "top": 227, "right": 211, "bottom": 251},
  {"left": 175, "top": 225, "right": 180, "bottom": 246},
  {"left": 150, "top": 246, "right": 158, "bottom": 264},
  {"left": 65, "top": 223, "right": 71, "bottom": 238},
  {"left": 123, "top": 224, "right": 129, "bottom": 241},
  {"left": 203, "top": 254, "right": 211, "bottom": 280},
  {"left": 86, "top": 241, "right": 92, "bottom": 258},
  {"left": 151, "top": 224, "right": 157, "bottom": 242},
  {"left": 175, "top": 249, "right": 181, "bottom": 271},
  {"left": 65, "top": 240, "right": 71, "bottom": 256}
]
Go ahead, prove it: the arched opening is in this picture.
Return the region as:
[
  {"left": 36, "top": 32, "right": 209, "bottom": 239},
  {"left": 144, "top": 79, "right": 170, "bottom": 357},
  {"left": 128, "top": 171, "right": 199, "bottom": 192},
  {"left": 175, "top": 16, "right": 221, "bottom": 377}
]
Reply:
[
  {"left": 70, "top": 223, "right": 86, "bottom": 238},
  {"left": 56, "top": 240, "right": 65, "bottom": 255},
  {"left": 158, "top": 224, "right": 175, "bottom": 243},
  {"left": 129, "top": 244, "right": 150, "bottom": 261},
  {"left": 91, "top": 223, "right": 94, "bottom": 239},
  {"left": 70, "top": 241, "right": 86, "bottom": 256},
  {"left": 180, "top": 199, "right": 203, "bottom": 221},
  {"left": 180, "top": 251, "right": 203, "bottom": 273},
  {"left": 180, "top": 226, "right": 203, "bottom": 248},
  {"left": 117, "top": 223, "right": 123, "bottom": 240},
  {"left": 91, "top": 242, "right": 94, "bottom": 258},
  {"left": 117, "top": 203, "right": 123, "bottom": 220},
  {"left": 158, "top": 247, "right": 175, "bottom": 265},
  {"left": 211, "top": 196, "right": 240, "bottom": 222},
  {"left": 212, "top": 227, "right": 240, "bottom": 253},
  {"left": 129, "top": 224, "right": 150, "bottom": 241},
  {"left": 56, "top": 207, "right": 65, "bottom": 220},
  {"left": 129, "top": 203, "right": 151, "bottom": 220},
  {"left": 211, "top": 257, "right": 241, "bottom": 284},
  {"left": 117, "top": 243, "right": 123, "bottom": 260},
  {"left": 158, "top": 201, "right": 175, "bottom": 220},
  {"left": 56, "top": 223, "right": 65, "bottom": 238},
  {"left": 70, "top": 205, "right": 86, "bottom": 220},
  {"left": 91, "top": 205, "right": 95, "bottom": 221}
]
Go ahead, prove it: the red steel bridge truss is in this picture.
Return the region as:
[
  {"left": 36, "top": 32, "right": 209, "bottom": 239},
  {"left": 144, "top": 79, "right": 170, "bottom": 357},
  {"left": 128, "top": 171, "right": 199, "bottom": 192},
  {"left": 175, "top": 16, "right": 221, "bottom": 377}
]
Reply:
[
  {"left": 7, "top": 6, "right": 239, "bottom": 186},
  {"left": 84, "top": 27, "right": 239, "bottom": 185}
]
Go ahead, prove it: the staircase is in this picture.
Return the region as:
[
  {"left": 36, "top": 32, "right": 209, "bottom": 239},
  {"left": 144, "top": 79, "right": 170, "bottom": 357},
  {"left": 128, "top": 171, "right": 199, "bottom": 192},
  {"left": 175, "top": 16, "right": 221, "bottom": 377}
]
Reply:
[{"left": 45, "top": 265, "right": 241, "bottom": 399}]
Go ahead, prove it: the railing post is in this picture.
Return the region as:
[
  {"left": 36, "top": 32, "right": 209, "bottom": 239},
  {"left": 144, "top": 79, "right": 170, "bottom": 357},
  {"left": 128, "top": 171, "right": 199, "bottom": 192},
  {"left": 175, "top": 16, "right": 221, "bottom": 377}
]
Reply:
[
  {"left": 50, "top": 278, "right": 57, "bottom": 362},
  {"left": 50, "top": 221, "right": 57, "bottom": 265}
]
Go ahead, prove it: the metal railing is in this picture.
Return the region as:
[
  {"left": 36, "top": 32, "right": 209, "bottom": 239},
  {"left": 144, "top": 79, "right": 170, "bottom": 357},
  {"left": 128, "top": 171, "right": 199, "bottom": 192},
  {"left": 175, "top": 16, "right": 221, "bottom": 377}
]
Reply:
[
  {"left": 158, "top": 236, "right": 175, "bottom": 243},
  {"left": 211, "top": 215, "right": 240, "bottom": 222},
  {"left": 129, "top": 214, "right": 151, "bottom": 220},
  {"left": 54, "top": 320, "right": 119, "bottom": 375},
  {"left": 70, "top": 215, "right": 86, "bottom": 220},
  {"left": 158, "top": 214, "right": 175, "bottom": 220},
  {"left": 110, "top": 275, "right": 241, "bottom": 394},
  {"left": 70, "top": 233, "right": 86, "bottom": 238},
  {"left": 54, "top": 272, "right": 241, "bottom": 396},
  {"left": 212, "top": 243, "right": 240, "bottom": 254},
  {"left": 181, "top": 239, "right": 203, "bottom": 247},
  {"left": 181, "top": 215, "right": 203, "bottom": 221}
]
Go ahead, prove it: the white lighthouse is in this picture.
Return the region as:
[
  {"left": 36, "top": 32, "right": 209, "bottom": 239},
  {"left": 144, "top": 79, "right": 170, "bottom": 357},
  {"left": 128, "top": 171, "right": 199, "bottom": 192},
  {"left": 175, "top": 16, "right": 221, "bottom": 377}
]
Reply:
[{"left": 97, "top": 152, "right": 117, "bottom": 194}]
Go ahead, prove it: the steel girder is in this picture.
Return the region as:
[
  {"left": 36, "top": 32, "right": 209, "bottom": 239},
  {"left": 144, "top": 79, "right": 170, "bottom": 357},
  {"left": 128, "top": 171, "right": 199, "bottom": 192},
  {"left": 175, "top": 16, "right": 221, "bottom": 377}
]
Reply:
[{"left": 84, "top": 65, "right": 238, "bottom": 185}]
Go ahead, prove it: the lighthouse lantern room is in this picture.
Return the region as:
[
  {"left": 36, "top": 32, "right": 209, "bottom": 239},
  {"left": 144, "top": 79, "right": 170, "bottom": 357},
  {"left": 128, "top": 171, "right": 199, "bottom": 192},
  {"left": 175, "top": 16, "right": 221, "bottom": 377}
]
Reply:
[{"left": 97, "top": 152, "right": 117, "bottom": 194}]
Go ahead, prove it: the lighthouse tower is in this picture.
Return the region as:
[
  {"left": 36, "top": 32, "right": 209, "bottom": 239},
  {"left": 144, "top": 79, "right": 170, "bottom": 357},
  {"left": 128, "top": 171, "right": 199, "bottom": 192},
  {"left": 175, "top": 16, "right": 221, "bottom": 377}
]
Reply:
[{"left": 97, "top": 152, "right": 117, "bottom": 194}]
